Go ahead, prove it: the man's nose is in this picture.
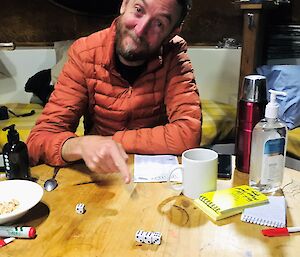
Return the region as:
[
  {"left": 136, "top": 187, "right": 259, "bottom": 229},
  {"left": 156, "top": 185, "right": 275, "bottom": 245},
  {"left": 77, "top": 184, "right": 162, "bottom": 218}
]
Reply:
[{"left": 134, "top": 18, "right": 150, "bottom": 37}]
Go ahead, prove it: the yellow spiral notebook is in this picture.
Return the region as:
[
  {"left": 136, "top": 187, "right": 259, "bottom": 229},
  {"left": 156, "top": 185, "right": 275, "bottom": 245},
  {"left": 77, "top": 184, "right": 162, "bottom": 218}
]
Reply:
[{"left": 194, "top": 185, "right": 269, "bottom": 221}]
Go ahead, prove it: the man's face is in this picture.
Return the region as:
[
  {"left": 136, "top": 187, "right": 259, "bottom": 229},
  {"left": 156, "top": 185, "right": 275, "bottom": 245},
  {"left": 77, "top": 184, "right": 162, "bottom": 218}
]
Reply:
[{"left": 115, "top": 0, "right": 182, "bottom": 65}]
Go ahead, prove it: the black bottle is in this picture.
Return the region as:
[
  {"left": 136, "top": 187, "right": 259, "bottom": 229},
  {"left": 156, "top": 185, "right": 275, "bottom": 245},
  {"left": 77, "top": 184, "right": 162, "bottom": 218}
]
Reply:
[{"left": 2, "top": 124, "right": 30, "bottom": 179}]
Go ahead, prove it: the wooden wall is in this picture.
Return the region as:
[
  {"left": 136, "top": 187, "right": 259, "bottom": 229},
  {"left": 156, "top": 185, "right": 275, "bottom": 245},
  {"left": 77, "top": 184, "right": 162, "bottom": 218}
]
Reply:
[
  {"left": 0, "top": 0, "right": 242, "bottom": 45},
  {"left": 0, "top": 0, "right": 299, "bottom": 46},
  {"left": 0, "top": 0, "right": 116, "bottom": 43}
]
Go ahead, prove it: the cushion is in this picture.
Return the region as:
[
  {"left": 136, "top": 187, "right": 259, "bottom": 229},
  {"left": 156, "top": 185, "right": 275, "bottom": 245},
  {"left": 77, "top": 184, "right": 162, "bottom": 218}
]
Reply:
[
  {"left": 0, "top": 104, "right": 44, "bottom": 149},
  {"left": 1, "top": 102, "right": 299, "bottom": 159},
  {"left": 0, "top": 101, "right": 237, "bottom": 150},
  {"left": 287, "top": 128, "right": 300, "bottom": 159},
  {"left": 200, "top": 100, "right": 236, "bottom": 146},
  {"left": 257, "top": 65, "right": 300, "bottom": 129},
  {"left": 0, "top": 103, "right": 84, "bottom": 149}
]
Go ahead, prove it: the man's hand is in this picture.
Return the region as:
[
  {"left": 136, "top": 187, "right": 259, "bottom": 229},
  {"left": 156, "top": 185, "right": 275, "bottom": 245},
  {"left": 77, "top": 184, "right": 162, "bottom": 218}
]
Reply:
[{"left": 62, "top": 136, "right": 131, "bottom": 183}]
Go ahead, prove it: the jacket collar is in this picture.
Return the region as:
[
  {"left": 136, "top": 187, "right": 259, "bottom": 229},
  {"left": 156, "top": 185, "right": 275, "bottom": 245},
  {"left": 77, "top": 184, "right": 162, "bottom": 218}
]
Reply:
[{"left": 101, "top": 19, "right": 117, "bottom": 70}]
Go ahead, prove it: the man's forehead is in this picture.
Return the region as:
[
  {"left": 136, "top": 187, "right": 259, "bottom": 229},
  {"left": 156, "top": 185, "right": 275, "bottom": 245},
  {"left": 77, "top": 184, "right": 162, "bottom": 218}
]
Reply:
[
  {"left": 128, "top": 0, "right": 180, "bottom": 17},
  {"left": 129, "top": 0, "right": 179, "bottom": 10}
]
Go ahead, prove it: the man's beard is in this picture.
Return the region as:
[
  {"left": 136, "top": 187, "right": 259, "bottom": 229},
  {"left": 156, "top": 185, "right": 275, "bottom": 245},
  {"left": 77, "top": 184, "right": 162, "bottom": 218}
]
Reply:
[{"left": 115, "top": 19, "right": 159, "bottom": 62}]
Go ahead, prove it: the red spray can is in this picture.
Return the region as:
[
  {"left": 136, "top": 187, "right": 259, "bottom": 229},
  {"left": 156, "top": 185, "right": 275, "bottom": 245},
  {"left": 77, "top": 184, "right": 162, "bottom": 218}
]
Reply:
[{"left": 235, "top": 75, "right": 267, "bottom": 173}]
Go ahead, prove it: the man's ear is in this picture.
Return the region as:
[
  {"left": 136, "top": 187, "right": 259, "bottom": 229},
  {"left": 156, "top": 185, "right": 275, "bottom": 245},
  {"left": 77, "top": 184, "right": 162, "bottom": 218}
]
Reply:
[{"left": 120, "top": 0, "right": 130, "bottom": 14}]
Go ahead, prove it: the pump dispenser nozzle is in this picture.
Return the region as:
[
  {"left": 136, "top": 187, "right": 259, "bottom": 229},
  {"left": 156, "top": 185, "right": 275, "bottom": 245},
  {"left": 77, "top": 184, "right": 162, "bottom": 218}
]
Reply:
[
  {"left": 265, "top": 90, "right": 287, "bottom": 119},
  {"left": 2, "top": 124, "right": 20, "bottom": 145}
]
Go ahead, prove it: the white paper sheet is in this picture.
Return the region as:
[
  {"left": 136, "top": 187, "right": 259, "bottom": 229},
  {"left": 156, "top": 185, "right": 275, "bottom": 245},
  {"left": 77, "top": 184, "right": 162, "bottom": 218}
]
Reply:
[{"left": 133, "top": 154, "right": 181, "bottom": 182}]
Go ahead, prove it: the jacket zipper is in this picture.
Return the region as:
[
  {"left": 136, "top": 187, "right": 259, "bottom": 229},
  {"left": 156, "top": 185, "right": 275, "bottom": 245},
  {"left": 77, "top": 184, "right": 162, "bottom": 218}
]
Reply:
[
  {"left": 128, "top": 86, "right": 132, "bottom": 96},
  {"left": 127, "top": 85, "right": 133, "bottom": 125}
]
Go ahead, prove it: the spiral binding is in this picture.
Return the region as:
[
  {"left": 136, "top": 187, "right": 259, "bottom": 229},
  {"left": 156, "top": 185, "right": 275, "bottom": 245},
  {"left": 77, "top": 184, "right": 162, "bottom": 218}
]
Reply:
[
  {"left": 199, "top": 196, "right": 221, "bottom": 213},
  {"left": 241, "top": 214, "right": 285, "bottom": 228}
]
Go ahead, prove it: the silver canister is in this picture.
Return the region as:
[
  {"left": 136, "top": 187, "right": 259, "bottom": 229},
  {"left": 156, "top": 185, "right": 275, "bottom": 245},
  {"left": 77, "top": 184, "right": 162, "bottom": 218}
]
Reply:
[{"left": 242, "top": 75, "right": 267, "bottom": 102}]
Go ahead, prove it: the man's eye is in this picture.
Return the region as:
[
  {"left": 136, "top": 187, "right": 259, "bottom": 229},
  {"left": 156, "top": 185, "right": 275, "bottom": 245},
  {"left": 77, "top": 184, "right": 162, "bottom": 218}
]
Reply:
[
  {"left": 155, "top": 20, "right": 164, "bottom": 29},
  {"left": 135, "top": 6, "right": 142, "bottom": 13}
]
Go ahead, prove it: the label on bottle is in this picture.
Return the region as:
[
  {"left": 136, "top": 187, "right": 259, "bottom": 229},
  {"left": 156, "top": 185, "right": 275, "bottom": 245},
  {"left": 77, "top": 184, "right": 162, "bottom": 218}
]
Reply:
[{"left": 261, "top": 138, "right": 285, "bottom": 184}]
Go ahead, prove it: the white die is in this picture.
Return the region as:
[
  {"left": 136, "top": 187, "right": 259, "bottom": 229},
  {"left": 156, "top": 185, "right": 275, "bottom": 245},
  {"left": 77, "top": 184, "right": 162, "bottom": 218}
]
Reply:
[
  {"left": 75, "top": 203, "right": 86, "bottom": 214},
  {"left": 151, "top": 232, "right": 162, "bottom": 245},
  {"left": 143, "top": 231, "right": 153, "bottom": 245},
  {"left": 135, "top": 230, "right": 145, "bottom": 243}
]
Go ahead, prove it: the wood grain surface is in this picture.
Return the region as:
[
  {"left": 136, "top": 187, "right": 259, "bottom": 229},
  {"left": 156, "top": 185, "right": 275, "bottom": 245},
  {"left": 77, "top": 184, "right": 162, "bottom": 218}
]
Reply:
[
  {"left": 0, "top": 0, "right": 243, "bottom": 44},
  {"left": 1, "top": 155, "right": 300, "bottom": 257}
]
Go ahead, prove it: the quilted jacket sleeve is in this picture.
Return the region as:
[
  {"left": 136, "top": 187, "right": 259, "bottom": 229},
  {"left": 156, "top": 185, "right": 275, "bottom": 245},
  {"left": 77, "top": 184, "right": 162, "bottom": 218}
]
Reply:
[
  {"left": 113, "top": 39, "right": 201, "bottom": 155},
  {"left": 26, "top": 39, "right": 88, "bottom": 166}
]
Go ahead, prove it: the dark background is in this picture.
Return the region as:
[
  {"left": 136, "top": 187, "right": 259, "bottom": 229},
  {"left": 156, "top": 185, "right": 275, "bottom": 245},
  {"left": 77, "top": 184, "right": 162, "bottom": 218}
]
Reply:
[{"left": 0, "top": 0, "right": 299, "bottom": 45}]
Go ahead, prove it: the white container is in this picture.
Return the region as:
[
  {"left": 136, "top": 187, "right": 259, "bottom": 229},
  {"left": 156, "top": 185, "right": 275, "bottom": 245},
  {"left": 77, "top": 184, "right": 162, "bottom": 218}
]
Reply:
[{"left": 249, "top": 90, "right": 288, "bottom": 193}]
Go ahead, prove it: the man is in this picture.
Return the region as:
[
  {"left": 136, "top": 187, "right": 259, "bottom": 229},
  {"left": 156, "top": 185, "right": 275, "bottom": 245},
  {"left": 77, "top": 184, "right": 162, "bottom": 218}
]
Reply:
[{"left": 27, "top": 0, "right": 201, "bottom": 184}]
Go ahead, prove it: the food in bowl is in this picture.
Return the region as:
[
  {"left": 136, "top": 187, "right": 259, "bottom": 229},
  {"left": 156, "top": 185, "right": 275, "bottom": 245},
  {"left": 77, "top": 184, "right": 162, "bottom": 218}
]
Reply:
[
  {"left": 0, "top": 180, "right": 43, "bottom": 225},
  {"left": 0, "top": 199, "right": 20, "bottom": 215}
]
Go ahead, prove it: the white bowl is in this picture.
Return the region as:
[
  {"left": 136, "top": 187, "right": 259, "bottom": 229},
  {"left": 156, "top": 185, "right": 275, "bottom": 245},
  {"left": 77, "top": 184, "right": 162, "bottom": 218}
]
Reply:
[{"left": 0, "top": 180, "right": 44, "bottom": 225}]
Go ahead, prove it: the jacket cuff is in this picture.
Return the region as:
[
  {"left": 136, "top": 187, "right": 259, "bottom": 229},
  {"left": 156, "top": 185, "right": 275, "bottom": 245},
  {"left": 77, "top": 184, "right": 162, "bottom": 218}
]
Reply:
[
  {"left": 50, "top": 132, "right": 78, "bottom": 166},
  {"left": 112, "top": 131, "right": 123, "bottom": 144}
]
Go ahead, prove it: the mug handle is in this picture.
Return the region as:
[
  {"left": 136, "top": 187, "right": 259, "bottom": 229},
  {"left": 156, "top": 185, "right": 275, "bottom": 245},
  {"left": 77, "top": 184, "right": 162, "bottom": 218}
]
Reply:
[{"left": 168, "top": 165, "right": 183, "bottom": 192}]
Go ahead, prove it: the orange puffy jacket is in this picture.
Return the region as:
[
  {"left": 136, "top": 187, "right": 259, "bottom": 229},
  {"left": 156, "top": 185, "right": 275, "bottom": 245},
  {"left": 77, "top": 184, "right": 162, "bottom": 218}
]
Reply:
[{"left": 27, "top": 20, "right": 201, "bottom": 166}]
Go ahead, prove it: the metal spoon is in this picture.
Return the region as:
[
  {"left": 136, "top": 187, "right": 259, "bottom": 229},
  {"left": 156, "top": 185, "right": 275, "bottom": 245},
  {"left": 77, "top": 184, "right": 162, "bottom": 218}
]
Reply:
[{"left": 44, "top": 167, "right": 60, "bottom": 192}]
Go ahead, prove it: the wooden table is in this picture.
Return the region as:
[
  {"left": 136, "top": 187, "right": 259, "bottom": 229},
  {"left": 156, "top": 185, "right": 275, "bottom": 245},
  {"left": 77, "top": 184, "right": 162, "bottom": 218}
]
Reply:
[{"left": 2, "top": 155, "right": 300, "bottom": 257}]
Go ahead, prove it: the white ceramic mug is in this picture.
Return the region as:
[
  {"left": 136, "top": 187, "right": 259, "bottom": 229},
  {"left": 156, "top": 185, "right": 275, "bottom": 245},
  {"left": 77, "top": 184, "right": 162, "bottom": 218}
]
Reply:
[{"left": 169, "top": 148, "right": 218, "bottom": 199}]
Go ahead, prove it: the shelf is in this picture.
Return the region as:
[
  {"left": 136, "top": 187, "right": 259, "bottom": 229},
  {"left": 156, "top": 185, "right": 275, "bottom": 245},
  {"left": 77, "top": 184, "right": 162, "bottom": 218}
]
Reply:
[{"left": 234, "top": 1, "right": 278, "bottom": 10}]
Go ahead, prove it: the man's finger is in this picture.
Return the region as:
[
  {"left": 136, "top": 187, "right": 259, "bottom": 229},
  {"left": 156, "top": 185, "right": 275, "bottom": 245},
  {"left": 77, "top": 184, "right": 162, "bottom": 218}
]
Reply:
[
  {"left": 116, "top": 159, "right": 131, "bottom": 184},
  {"left": 111, "top": 147, "right": 131, "bottom": 184},
  {"left": 117, "top": 143, "right": 128, "bottom": 160}
]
